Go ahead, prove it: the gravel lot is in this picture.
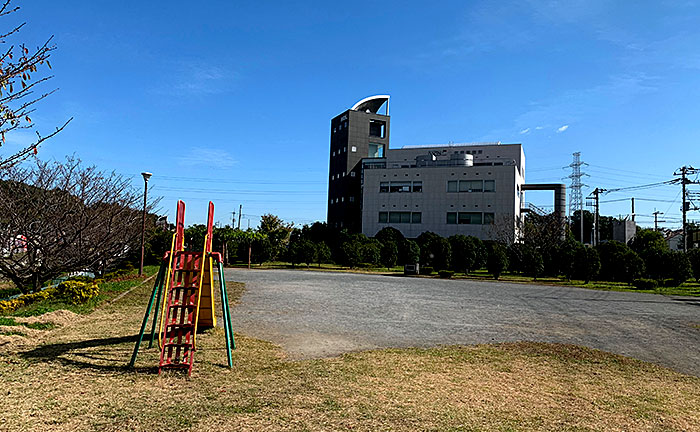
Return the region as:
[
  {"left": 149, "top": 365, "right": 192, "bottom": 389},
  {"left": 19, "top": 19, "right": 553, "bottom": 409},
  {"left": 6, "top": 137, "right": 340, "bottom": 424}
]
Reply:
[{"left": 227, "top": 268, "right": 700, "bottom": 376}]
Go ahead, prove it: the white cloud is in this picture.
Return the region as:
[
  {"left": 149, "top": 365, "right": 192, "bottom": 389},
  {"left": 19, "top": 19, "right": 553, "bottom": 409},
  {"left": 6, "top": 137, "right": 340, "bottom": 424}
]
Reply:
[
  {"left": 153, "top": 61, "right": 239, "bottom": 97},
  {"left": 177, "top": 147, "right": 237, "bottom": 169},
  {"left": 557, "top": 125, "right": 569, "bottom": 133},
  {"left": 519, "top": 128, "right": 530, "bottom": 135},
  {"left": 535, "top": 126, "right": 545, "bottom": 130}
]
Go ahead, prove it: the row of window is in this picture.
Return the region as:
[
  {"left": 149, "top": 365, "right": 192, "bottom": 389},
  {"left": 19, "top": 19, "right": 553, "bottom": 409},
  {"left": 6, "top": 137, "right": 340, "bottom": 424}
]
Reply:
[
  {"left": 331, "top": 147, "right": 347, "bottom": 157},
  {"left": 447, "top": 180, "right": 495, "bottom": 193},
  {"left": 446, "top": 212, "right": 495, "bottom": 225},
  {"left": 377, "top": 211, "right": 495, "bottom": 225},
  {"left": 379, "top": 181, "right": 422, "bottom": 193},
  {"left": 378, "top": 212, "right": 422, "bottom": 224},
  {"left": 332, "top": 121, "right": 349, "bottom": 133},
  {"left": 330, "top": 171, "right": 356, "bottom": 181},
  {"left": 330, "top": 196, "right": 355, "bottom": 204}
]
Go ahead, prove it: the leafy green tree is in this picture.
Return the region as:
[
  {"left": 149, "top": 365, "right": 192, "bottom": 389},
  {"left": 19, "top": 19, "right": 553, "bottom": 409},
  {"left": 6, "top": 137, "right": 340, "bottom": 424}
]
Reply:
[
  {"left": 315, "top": 242, "right": 332, "bottom": 267},
  {"left": 450, "top": 235, "right": 484, "bottom": 274},
  {"left": 523, "top": 247, "right": 544, "bottom": 279},
  {"left": 287, "top": 238, "right": 302, "bottom": 268},
  {"left": 375, "top": 226, "right": 405, "bottom": 245},
  {"left": 506, "top": 243, "right": 527, "bottom": 274},
  {"left": 622, "top": 250, "right": 645, "bottom": 284},
  {"left": 558, "top": 238, "right": 583, "bottom": 280},
  {"left": 258, "top": 213, "right": 293, "bottom": 262},
  {"left": 597, "top": 241, "right": 633, "bottom": 282},
  {"left": 250, "top": 236, "right": 273, "bottom": 265},
  {"left": 339, "top": 241, "right": 362, "bottom": 268},
  {"left": 629, "top": 229, "right": 668, "bottom": 255},
  {"left": 361, "top": 241, "right": 381, "bottom": 266},
  {"left": 417, "top": 231, "right": 441, "bottom": 266},
  {"left": 667, "top": 251, "right": 693, "bottom": 286},
  {"left": 572, "top": 247, "right": 600, "bottom": 284},
  {"left": 232, "top": 229, "right": 266, "bottom": 269},
  {"left": 400, "top": 239, "right": 420, "bottom": 265},
  {"left": 688, "top": 248, "right": 700, "bottom": 282},
  {"left": 380, "top": 241, "right": 398, "bottom": 270},
  {"left": 416, "top": 232, "right": 451, "bottom": 270},
  {"left": 629, "top": 228, "right": 668, "bottom": 279},
  {"left": 184, "top": 224, "right": 207, "bottom": 251},
  {"left": 487, "top": 243, "right": 509, "bottom": 280}
]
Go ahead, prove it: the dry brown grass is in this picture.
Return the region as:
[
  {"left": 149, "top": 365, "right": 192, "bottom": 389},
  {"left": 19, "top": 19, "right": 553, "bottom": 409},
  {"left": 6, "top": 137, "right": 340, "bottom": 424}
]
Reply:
[{"left": 0, "top": 278, "right": 698, "bottom": 432}]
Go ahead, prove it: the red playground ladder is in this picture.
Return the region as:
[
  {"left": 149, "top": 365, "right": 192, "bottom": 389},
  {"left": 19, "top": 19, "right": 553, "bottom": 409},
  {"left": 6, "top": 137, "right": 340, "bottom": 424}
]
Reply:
[{"left": 158, "top": 250, "right": 202, "bottom": 374}]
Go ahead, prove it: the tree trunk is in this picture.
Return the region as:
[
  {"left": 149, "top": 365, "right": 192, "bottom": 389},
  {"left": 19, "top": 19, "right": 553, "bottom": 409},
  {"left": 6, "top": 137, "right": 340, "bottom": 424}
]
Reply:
[{"left": 247, "top": 244, "right": 252, "bottom": 269}]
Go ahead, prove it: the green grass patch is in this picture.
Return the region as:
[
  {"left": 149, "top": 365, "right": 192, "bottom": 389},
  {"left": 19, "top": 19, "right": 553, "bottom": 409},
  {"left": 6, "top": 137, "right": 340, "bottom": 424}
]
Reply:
[
  {"left": 1, "top": 329, "right": 25, "bottom": 336},
  {"left": 0, "top": 316, "right": 56, "bottom": 330}
]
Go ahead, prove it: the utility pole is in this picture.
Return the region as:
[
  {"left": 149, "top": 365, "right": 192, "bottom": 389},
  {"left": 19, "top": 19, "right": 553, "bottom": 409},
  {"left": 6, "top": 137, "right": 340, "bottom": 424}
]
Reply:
[
  {"left": 631, "top": 197, "right": 635, "bottom": 222},
  {"left": 588, "top": 188, "right": 606, "bottom": 246},
  {"left": 652, "top": 211, "right": 664, "bottom": 231},
  {"left": 238, "top": 204, "right": 242, "bottom": 230},
  {"left": 566, "top": 152, "right": 589, "bottom": 243},
  {"left": 674, "top": 166, "right": 699, "bottom": 252},
  {"left": 231, "top": 211, "right": 236, "bottom": 227},
  {"left": 139, "top": 172, "right": 152, "bottom": 277}
]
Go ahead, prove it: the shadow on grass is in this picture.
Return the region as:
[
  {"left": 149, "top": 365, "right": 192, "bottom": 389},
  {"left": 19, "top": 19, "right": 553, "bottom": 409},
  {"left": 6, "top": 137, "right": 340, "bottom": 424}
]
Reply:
[{"left": 19, "top": 334, "right": 161, "bottom": 374}]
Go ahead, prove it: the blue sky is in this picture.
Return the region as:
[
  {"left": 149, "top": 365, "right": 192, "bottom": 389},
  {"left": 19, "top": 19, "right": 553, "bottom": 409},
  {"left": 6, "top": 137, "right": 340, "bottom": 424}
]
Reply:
[{"left": 4, "top": 0, "right": 700, "bottom": 229}]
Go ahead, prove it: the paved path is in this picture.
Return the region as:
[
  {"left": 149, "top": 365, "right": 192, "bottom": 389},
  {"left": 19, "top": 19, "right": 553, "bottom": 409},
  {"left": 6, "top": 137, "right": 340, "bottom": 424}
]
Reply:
[{"left": 226, "top": 268, "right": 700, "bottom": 376}]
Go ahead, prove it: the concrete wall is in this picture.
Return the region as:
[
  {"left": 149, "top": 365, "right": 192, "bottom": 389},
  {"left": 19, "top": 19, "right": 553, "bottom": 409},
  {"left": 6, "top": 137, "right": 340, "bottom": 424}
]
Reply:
[
  {"left": 612, "top": 220, "right": 636, "bottom": 244},
  {"left": 362, "top": 164, "right": 523, "bottom": 240}
]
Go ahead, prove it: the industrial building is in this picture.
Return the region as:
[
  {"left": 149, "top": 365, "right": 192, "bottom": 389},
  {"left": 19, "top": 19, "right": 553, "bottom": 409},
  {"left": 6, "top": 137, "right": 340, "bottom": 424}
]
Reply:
[{"left": 327, "top": 95, "right": 565, "bottom": 241}]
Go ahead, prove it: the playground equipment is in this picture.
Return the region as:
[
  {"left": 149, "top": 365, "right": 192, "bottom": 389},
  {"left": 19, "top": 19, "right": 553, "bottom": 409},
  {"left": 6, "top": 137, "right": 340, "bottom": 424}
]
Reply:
[{"left": 129, "top": 200, "right": 235, "bottom": 375}]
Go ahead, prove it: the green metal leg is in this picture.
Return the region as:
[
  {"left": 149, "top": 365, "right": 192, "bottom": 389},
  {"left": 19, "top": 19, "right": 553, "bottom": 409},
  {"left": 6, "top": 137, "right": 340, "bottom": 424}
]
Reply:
[
  {"left": 148, "top": 263, "right": 167, "bottom": 349},
  {"left": 128, "top": 263, "right": 166, "bottom": 368},
  {"left": 218, "top": 262, "right": 235, "bottom": 368},
  {"left": 221, "top": 263, "right": 236, "bottom": 350}
]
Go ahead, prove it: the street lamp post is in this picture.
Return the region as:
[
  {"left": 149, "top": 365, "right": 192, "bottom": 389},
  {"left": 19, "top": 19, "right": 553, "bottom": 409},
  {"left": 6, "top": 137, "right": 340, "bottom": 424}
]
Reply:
[{"left": 139, "top": 172, "right": 152, "bottom": 276}]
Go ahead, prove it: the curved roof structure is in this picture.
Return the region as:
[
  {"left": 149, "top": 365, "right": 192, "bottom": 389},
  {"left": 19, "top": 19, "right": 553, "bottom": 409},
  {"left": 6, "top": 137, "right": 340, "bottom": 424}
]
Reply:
[{"left": 351, "top": 95, "right": 390, "bottom": 113}]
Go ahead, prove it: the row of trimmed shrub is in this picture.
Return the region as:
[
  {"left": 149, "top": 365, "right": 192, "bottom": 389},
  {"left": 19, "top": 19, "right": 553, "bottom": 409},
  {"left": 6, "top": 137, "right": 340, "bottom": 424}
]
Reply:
[{"left": 0, "top": 280, "right": 100, "bottom": 315}]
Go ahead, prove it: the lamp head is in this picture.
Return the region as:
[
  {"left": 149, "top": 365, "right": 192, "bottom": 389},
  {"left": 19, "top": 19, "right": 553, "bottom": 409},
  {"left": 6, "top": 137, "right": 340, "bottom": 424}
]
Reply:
[{"left": 141, "top": 172, "right": 152, "bottom": 181}]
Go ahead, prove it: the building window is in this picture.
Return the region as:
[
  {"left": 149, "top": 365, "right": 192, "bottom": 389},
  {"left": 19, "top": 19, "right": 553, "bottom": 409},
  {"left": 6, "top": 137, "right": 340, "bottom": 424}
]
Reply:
[
  {"left": 351, "top": 146, "right": 357, "bottom": 152},
  {"left": 460, "top": 180, "right": 483, "bottom": 192},
  {"left": 382, "top": 212, "right": 420, "bottom": 224},
  {"left": 369, "top": 119, "right": 386, "bottom": 138},
  {"left": 339, "top": 124, "right": 342, "bottom": 130},
  {"left": 389, "top": 181, "right": 411, "bottom": 193},
  {"left": 368, "top": 142, "right": 385, "bottom": 158},
  {"left": 349, "top": 196, "right": 355, "bottom": 203},
  {"left": 412, "top": 181, "right": 422, "bottom": 192},
  {"left": 448, "top": 180, "right": 490, "bottom": 192},
  {"left": 446, "top": 212, "right": 457, "bottom": 224},
  {"left": 333, "top": 128, "right": 336, "bottom": 133},
  {"left": 379, "top": 182, "right": 389, "bottom": 193},
  {"left": 458, "top": 212, "right": 482, "bottom": 224},
  {"left": 484, "top": 213, "right": 495, "bottom": 224},
  {"left": 332, "top": 151, "right": 335, "bottom": 156}
]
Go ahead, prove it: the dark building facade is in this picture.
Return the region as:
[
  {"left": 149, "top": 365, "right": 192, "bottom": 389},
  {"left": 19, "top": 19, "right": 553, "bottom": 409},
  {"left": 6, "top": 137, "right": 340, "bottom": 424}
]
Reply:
[{"left": 327, "top": 95, "right": 390, "bottom": 231}]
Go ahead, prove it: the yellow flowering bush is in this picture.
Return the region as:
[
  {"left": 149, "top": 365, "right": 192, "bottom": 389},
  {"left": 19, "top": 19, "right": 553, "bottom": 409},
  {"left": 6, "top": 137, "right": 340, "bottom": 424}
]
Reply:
[{"left": 57, "top": 280, "right": 99, "bottom": 305}]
